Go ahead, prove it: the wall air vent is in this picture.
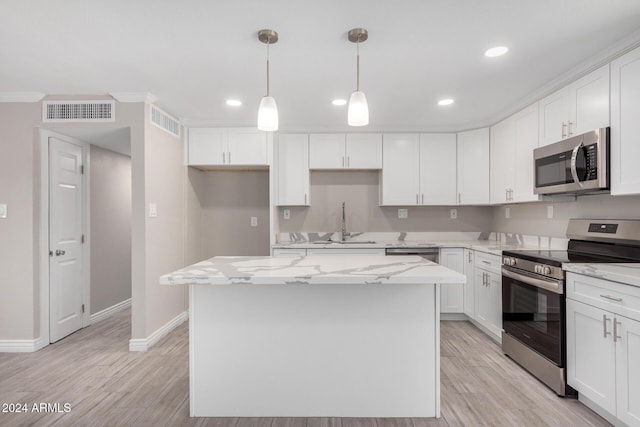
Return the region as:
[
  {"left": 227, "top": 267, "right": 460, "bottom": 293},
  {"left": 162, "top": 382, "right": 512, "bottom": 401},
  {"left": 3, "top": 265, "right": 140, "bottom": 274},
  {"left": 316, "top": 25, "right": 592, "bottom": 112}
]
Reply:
[
  {"left": 150, "top": 105, "right": 180, "bottom": 137},
  {"left": 43, "top": 100, "right": 115, "bottom": 122}
]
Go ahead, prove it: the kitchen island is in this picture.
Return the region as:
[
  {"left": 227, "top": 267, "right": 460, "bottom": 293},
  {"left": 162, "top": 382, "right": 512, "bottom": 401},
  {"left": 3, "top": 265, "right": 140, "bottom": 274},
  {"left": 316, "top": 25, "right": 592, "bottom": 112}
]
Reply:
[{"left": 161, "top": 255, "right": 466, "bottom": 418}]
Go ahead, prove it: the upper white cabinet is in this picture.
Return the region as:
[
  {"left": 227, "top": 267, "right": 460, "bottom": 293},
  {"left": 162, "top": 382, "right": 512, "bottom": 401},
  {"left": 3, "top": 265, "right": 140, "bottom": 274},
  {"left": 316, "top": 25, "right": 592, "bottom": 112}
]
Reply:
[
  {"left": 490, "top": 103, "right": 539, "bottom": 204},
  {"left": 539, "top": 64, "right": 610, "bottom": 146},
  {"left": 277, "top": 134, "right": 310, "bottom": 206},
  {"left": 309, "top": 133, "right": 382, "bottom": 170},
  {"left": 611, "top": 46, "right": 640, "bottom": 195},
  {"left": 457, "top": 128, "right": 490, "bottom": 205},
  {"left": 381, "top": 133, "right": 457, "bottom": 205},
  {"left": 188, "top": 127, "right": 268, "bottom": 166}
]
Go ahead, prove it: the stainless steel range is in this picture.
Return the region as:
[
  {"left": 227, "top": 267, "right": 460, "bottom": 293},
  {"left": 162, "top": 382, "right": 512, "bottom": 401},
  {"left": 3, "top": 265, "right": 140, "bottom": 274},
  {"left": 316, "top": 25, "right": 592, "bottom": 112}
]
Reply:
[{"left": 501, "top": 219, "right": 640, "bottom": 396}]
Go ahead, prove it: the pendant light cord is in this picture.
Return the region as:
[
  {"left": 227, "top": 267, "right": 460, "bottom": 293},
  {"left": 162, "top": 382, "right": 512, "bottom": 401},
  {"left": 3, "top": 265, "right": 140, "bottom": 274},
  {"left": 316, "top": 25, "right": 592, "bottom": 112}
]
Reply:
[
  {"left": 356, "top": 40, "right": 360, "bottom": 91},
  {"left": 266, "top": 40, "right": 270, "bottom": 96}
]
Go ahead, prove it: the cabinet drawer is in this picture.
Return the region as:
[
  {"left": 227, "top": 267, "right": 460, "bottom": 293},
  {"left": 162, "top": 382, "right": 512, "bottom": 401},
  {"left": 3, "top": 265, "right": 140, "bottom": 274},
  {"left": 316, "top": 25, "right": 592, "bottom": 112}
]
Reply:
[
  {"left": 475, "top": 251, "right": 502, "bottom": 274},
  {"left": 567, "top": 272, "right": 640, "bottom": 322}
]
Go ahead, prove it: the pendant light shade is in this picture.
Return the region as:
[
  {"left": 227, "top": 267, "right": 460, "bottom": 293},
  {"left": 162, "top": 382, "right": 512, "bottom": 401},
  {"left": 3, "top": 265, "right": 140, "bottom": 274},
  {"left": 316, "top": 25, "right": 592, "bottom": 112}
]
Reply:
[
  {"left": 347, "top": 28, "right": 369, "bottom": 127},
  {"left": 257, "top": 29, "right": 278, "bottom": 131},
  {"left": 348, "top": 90, "right": 369, "bottom": 126},
  {"left": 258, "top": 95, "right": 278, "bottom": 131}
]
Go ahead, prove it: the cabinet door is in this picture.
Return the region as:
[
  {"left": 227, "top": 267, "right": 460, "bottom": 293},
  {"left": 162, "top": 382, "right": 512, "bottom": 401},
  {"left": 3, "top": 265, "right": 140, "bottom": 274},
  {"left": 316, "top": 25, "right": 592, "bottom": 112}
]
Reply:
[
  {"left": 277, "top": 134, "right": 310, "bottom": 206},
  {"left": 381, "top": 134, "right": 420, "bottom": 205},
  {"left": 463, "top": 249, "right": 475, "bottom": 318},
  {"left": 457, "top": 128, "right": 490, "bottom": 205},
  {"left": 539, "top": 87, "right": 570, "bottom": 146},
  {"left": 566, "top": 299, "right": 616, "bottom": 414},
  {"left": 419, "top": 134, "right": 457, "bottom": 205},
  {"left": 439, "top": 248, "right": 464, "bottom": 313},
  {"left": 616, "top": 316, "right": 640, "bottom": 427},
  {"left": 487, "top": 270, "right": 503, "bottom": 338},
  {"left": 227, "top": 128, "right": 268, "bottom": 165},
  {"left": 490, "top": 118, "right": 515, "bottom": 204},
  {"left": 188, "top": 128, "right": 227, "bottom": 165},
  {"left": 512, "top": 104, "right": 540, "bottom": 203},
  {"left": 345, "top": 133, "right": 382, "bottom": 169},
  {"left": 309, "top": 134, "right": 345, "bottom": 169},
  {"left": 611, "top": 46, "right": 640, "bottom": 195},
  {"left": 570, "top": 64, "right": 610, "bottom": 136},
  {"left": 475, "top": 268, "right": 492, "bottom": 330}
]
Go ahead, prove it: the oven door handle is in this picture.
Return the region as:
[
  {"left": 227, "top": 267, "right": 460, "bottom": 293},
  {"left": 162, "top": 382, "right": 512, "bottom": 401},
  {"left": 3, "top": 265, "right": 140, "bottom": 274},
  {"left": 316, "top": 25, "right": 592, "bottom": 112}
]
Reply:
[
  {"left": 502, "top": 267, "right": 563, "bottom": 294},
  {"left": 570, "top": 141, "right": 584, "bottom": 188}
]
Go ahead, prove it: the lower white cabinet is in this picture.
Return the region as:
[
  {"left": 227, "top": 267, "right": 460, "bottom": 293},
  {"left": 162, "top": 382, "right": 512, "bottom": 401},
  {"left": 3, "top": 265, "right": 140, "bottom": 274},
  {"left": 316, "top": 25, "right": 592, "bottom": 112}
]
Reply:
[
  {"left": 439, "top": 248, "right": 464, "bottom": 313},
  {"left": 566, "top": 272, "right": 640, "bottom": 427},
  {"left": 473, "top": 252, "right": 502, "bottom": 341},
  {"left": 463, "top": 249, "right": 475, "bottom": 318}
]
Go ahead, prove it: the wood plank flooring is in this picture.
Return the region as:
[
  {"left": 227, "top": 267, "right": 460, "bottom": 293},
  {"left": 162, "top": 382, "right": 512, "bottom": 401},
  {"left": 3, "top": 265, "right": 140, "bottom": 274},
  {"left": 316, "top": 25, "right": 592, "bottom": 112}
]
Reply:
[{"left": 0, "top": 309, "right": 611, "bottom": 426}]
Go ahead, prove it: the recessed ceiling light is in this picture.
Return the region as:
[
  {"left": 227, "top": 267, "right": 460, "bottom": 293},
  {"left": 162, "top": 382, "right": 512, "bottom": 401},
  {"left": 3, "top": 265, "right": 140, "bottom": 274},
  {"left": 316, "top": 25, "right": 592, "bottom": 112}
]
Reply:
[
  {"left": 332, "top": 99, "right": 347, "bottom": 106},
  {"left": 484, "top": 46, "right": 509, "bottom": 58},
  {"left": 438, "top": 99, "right": 454, "bottom": 106},
  {"left": 226, "top": 99, "right": 242, "bottom": 107}
]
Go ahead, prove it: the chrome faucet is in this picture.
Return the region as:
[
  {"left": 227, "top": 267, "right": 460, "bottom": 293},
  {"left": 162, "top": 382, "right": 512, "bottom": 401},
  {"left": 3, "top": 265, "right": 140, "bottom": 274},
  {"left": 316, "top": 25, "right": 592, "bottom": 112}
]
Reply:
[{"left": 341, "top": 201, "right": 350, "bottom": 241}]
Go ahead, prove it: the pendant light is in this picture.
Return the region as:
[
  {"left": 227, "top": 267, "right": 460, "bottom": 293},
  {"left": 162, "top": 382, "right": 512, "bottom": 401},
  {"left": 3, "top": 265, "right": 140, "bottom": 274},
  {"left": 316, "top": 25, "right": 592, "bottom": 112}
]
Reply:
[
  {"left": 347, "top": 28, "right": 369, "bottom": 127},
  {"left": 257, "top": 29, "right": 279, "bottom": 131}
]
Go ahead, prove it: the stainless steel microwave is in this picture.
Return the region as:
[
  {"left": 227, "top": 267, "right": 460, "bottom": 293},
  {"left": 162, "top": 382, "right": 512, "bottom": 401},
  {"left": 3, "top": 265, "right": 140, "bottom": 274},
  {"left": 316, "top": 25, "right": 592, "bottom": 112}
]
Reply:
[{"left": 533, "top": 127, "right": 609, "bottom": 195}]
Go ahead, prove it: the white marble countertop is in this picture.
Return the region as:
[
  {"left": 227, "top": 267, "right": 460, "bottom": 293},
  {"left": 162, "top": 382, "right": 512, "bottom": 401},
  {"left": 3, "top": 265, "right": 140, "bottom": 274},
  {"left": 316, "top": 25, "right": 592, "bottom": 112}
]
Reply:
[
  {"left": 160, "top": 255, "right": 467, "bottom": 286},
  {"left": 563, "top": 263, "right": 640, "bottom": 288}
]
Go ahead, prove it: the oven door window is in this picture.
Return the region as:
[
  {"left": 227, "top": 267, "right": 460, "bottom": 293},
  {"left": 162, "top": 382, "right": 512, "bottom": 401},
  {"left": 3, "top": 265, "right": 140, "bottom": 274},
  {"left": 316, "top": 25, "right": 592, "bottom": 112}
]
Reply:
[{"left": 502, "top": 274, "right": 563, "bottom": 366}]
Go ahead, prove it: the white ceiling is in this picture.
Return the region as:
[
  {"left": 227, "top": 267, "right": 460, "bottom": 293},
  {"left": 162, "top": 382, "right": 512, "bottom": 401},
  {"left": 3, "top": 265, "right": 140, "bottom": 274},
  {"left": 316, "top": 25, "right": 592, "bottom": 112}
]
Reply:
[{"left": 2, "top": 0, "right": 640, "bottom": 132}]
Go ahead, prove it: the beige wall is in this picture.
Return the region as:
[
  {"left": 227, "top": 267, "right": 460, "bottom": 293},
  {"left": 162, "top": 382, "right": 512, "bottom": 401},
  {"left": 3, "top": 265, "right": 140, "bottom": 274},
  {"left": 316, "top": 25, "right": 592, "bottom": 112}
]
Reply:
[
  {"left": 89, "top": 145, "right": 132, "bottom": 314},
  {"left": 492, "top": 193, "right": 640, "bottom": 237},
  {"left": 278, "top": 171, "right": 494, "bottom": 233},
  {"left": 185, "top": 169, "right": 270, "bottom": 260}
]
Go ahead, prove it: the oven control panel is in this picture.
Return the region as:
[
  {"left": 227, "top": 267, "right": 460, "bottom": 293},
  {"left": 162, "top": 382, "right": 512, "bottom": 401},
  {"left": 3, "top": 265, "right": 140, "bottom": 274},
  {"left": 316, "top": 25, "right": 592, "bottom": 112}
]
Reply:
[
  {"left": 534, "top": 265, "right": 554, "bottom": 275},
  {"left": 503, "top": 257, "right": 517, "bottom": 266}
]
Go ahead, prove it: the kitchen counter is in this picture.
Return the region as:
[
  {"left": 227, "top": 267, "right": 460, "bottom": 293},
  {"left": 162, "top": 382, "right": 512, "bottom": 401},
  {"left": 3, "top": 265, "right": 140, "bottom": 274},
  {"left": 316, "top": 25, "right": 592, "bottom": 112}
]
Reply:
[
  {"left": 161, "top": 255, "right": 464, "bottom": 418},
  {"left": 563, "top": 263, "right": 640, "bottom": 287}
]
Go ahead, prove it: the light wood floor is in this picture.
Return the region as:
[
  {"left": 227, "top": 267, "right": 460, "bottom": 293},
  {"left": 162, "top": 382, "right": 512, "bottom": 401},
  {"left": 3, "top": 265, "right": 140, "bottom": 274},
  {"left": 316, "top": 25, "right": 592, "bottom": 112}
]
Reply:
[{"left": 0, "top": 310, "right": 610, "bottom": 427}]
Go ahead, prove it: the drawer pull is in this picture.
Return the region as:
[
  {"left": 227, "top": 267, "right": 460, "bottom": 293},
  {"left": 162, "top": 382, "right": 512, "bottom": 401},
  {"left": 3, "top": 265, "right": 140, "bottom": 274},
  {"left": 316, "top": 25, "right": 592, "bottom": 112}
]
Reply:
[
  {"left": 600, "top": 294, "right": 623, "bottom": 302},
  {"left": 482, "top": 260, "right": 491, "bottom": 265}
]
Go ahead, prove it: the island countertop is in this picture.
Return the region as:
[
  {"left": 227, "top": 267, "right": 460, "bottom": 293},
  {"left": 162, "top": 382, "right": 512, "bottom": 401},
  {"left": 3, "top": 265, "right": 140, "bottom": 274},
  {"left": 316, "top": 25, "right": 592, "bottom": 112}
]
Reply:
[{"left": 160, "top": 254, "right": 466, "bottom": 286}]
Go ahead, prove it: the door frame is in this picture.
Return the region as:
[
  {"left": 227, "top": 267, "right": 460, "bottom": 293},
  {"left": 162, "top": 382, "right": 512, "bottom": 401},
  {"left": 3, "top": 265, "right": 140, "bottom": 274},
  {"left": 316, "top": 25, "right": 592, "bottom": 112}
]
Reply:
[{"left": 38, "top": 129, "right": 91, "bottom": 346}]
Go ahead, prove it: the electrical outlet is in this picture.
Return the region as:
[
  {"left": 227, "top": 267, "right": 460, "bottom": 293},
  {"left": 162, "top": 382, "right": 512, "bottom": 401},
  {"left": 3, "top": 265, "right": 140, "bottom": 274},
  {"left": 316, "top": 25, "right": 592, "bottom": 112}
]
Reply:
[
  {"left": 283, "top": 209, "right": 290, "bottom": 220},
  {"left": 149, "top": 203, "right": 157, "bottom": 218},
  {"left": 0, "top": 203, "right": 6, "bottom": 219},
  {"left": 398, "top": 208, "right": 408, "bottom": 219},
  {"left": 450, "top": 208, "right": 457, "bottom": 219},
  {"left": 505, "top": 207, "right": 510, "bottom": 219},
  {"left": 251, "top": 217, "right": 258, "bottom": 227},
  {"left": 547, "top": 205, "right": 554, "bottom": 219}
]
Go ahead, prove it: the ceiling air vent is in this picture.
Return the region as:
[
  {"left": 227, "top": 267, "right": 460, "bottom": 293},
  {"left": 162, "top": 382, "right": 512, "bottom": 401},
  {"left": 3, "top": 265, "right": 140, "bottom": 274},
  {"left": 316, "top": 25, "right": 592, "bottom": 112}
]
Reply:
[
  {"left": 43, "top": 100, "right": 115, "bottom": 122},
  {"left": 150, "top": 105, "right": 180, "bottom": 137}
]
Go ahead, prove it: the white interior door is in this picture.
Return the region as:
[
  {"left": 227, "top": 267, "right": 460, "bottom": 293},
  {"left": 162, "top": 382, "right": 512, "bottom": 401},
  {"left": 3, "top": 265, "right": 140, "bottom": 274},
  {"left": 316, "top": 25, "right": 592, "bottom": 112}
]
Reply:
[{"left": 49, "top": 137, "right": 85, "bottom": 343}]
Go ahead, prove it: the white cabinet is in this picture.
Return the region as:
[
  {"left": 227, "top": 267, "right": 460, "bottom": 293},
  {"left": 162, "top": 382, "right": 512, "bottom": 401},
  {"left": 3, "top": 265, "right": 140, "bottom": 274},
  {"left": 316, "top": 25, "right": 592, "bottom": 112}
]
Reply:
[
  {"left": 457, "top": 128, "right": 490, "bottom": 205},
  {"left": 381, "top": 133, "right": 457, "bottom": 205},
  {"left": 611, "top": 46, "right": 640, "bottom": 195},
  {"left": 566, "top": 272, "right": 640, "bottom": 427},
  {"left": 188, "top": 127, "right": 268, "bottom": 166},
  {"left": 439, "top": 248, "right": 464, "bottom": 314},
  {"left": 309, "top": 134, "right": 382, "bottom": 170},
  {"left": 539, "top": 65, "right": 610, "bottom": 146},
  {"left": 273, "top": 248, "right": 307, "bottom": 256},
  {"left": 473, "top": 252, "right": 502, "bottom": 341},
  {"left": 490, "top": 104, "right": 539, "bottom": 204},
  {"left": 463, "top": 249, "right": 475, "bottom": 318},
  {"left": 277, "top": 134, "right": 310, "bottom": 206}
]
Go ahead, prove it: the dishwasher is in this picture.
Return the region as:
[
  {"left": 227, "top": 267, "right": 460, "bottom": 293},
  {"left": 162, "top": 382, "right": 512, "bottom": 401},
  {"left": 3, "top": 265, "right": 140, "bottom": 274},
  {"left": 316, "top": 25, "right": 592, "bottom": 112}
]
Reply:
[{"left": 385, "top": 247, "right": 439, "bottom": 263}]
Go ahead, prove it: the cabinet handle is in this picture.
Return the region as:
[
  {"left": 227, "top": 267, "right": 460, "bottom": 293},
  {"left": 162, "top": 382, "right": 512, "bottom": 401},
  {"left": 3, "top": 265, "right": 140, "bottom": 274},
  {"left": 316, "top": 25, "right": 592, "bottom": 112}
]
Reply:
[
  {"left": 468, "top": 251, "right": 472, "bottom": 262},
  {"left": 223, "top": 152, "right": 226, "bottom": 163},
  {"left": 421, "top": 194, "right": 424, "bottom": 204},
  {"left": 228, "top": 152, "right": 231, "bottom": 164},
  {"left": 510, "top": 189, "right": 513, "bottom": 201},
  {"left": 614, "top": 318, "right": 622, "bottom": 342},
  {"left": 304, "top": 193, "right": 307, "bottom": 205},
  {"left": 347, "top": 156, "right": 350, "bottom": 168},
  {"left": 568, "top": 121, "right": 574, "bottom": 136},
  {"left": 458, "top": 193, "right": 461, "bottom": 204},
  {"left": 603, "top": 314, "right": 611, "bottom": 338},
  {"left": 562, "top": 122, "right": 567, "bottom": 138},
  {"left": 416, "top": 194, "right": 419, "bottom": 204},
  {"left": 342, "top": 156, "right": 345, "bottom": 168},
  {"left": 600, "top": 294, "right": 623, "bottom": 302}
]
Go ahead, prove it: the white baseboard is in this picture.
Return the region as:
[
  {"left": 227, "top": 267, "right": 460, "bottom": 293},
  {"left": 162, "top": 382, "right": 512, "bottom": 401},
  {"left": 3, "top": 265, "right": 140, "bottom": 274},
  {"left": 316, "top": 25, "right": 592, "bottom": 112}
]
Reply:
[
  {"left": 0, "top": 336, "right": 45, "bottom": 353},
  {"left": 90, "top": 298, "right": 131, "bottom": 324},
  {"left": 129, "top": 310, "right": 188, "bottom": 352}
]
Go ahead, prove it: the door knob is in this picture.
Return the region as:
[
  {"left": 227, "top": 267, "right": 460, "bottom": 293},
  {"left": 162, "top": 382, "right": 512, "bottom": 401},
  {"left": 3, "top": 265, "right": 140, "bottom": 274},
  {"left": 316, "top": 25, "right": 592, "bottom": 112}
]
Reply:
[{"left": 55, "top": 249, "right": 66, "bottom": 256}]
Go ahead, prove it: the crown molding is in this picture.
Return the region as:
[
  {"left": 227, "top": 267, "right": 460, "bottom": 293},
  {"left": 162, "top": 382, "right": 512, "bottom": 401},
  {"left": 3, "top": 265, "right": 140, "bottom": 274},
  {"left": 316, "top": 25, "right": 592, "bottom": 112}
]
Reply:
[
  {"left": 0, "top": 92, "right": 46, "bottom": 102},
  {"left": 109, "top": 92, "right": 158, "bottom": 104}
]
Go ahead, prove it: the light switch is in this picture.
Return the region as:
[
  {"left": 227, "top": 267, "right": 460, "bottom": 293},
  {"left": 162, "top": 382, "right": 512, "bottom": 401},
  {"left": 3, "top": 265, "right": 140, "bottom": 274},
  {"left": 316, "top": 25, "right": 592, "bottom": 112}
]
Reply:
[
  {"left": 283, "top": 209, "right": 290, "bottom": 220},
  {"left": 450, "top": 209, "right": 457, "bottom": 219},
  {"left": 0, "top": 203, "right": 6, "bottom": 218},
  {"left": 398, "top": 209, "right": 408, "bottom": 219},
  {"left": 547, "top": 205, "right": 554, "bottom": 219},
  {"left": 149, "top": 203, "right": 158, "bottom": 218},
  {"left": 251, "top": 217, "right": 258, "bottom": 227}
]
